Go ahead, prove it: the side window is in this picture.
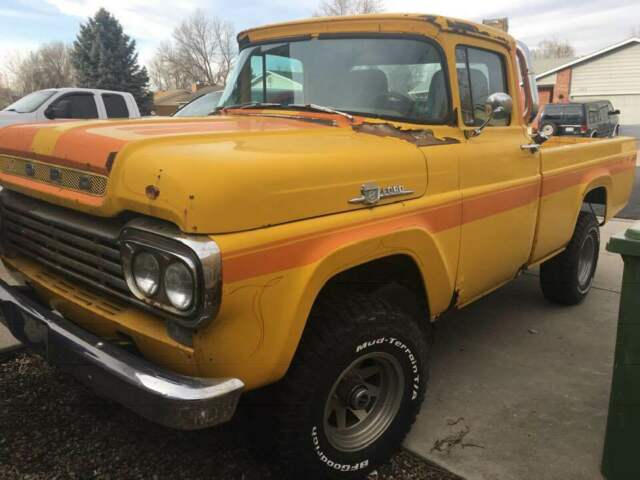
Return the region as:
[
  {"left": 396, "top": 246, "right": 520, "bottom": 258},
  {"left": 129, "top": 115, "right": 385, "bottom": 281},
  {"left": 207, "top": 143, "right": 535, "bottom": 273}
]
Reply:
[
  {"left": 249, "top": 47, "right": 304, "bottom": 105},
  {"left": 102, "top": 94, "right": 129, "bottom": 118},
  {"left": 588, "top": 106, "right": 599, "bottom": 124},
  {"left": 456, "top": 46, "right": 509, "bottom": 127},
  {"left": 600, "top": 105, "right": 609, "bottom": 123},
  {"left": 52, "top": 94, "right": 99, "bottom": 119}
]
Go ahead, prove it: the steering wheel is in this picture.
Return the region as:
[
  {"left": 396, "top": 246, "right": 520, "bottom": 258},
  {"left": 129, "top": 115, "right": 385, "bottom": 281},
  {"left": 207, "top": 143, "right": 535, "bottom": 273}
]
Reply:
[{"left": 376, "top": 91, "right": 415, "bottom": 117}]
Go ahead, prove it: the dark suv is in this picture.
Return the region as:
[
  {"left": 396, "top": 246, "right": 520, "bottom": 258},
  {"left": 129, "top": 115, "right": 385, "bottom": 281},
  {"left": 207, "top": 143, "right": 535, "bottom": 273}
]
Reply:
[{"left": 538, "top": 101, "right": 620, "bottom": 138}]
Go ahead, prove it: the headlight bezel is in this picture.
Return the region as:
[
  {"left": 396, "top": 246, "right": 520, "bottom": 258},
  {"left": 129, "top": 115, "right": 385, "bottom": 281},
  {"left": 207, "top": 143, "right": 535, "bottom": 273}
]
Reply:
[{"left": 120, "top": 218, "right": 221, "bottom": 329}]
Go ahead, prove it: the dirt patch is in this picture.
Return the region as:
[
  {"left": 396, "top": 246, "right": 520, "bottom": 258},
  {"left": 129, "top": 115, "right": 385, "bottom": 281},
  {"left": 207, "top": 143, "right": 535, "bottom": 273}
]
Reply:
[{"left": 0, "top": 354, "right": 461, "bottom": 480}]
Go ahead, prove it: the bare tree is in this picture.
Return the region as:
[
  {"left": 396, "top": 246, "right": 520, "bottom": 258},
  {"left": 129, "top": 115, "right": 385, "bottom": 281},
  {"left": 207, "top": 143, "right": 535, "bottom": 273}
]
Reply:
[
  {"left": 149, "top": 10, "right": 236, "bottom": 90},
  {"left": 531, "top": 39, "right": 576, "bottom": 60},
  {"left": 0, "top": 71, "right": 17, "bottom": 109},
  {"left": 5, "top": 42, "right": 74, "bottom": 95},
  {"left": 38, "top": 43, "right": 74, "bottom": 88},
  {"left": 148, "top": 43, "right": 192, "bottom": 90},
  {"left": 314, "top": 0, "right": 385, "bottom": 16}
]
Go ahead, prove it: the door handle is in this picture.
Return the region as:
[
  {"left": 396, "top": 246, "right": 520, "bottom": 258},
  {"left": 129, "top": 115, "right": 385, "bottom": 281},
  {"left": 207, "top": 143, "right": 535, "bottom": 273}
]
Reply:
[{"left": 521, "top": 144, "right": 540, "bottom": 154}]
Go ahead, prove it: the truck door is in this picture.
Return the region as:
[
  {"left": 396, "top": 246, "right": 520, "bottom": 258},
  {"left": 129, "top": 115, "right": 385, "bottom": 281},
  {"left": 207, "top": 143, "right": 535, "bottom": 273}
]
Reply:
[{"left": 454, "top": 44, "right": 541, "bottom": 304}]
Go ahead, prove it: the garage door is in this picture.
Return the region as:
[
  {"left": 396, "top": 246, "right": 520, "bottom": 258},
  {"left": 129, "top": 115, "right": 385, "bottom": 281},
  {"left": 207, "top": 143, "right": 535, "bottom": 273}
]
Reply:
[{"left": 571, "top": 94, "right": 640, "bottom": 125}]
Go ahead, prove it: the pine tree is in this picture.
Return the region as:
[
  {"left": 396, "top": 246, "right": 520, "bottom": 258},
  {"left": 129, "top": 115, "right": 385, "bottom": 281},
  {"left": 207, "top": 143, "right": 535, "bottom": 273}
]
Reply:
[{"left": 72, "top": 9, "right": 153, "bottom": 114}]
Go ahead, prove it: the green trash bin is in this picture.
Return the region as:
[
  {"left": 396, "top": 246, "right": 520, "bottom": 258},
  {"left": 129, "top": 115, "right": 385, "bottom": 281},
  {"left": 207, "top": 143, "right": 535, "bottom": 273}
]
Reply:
[{"left": 602, "top": 223, "right": 640, "bottom": 479}]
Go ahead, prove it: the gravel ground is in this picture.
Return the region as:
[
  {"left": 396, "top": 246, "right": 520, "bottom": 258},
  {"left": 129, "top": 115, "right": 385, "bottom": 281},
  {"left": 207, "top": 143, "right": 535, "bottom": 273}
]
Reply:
[{"left": 0, "top": 353, "right": 460, "bottom": 480}]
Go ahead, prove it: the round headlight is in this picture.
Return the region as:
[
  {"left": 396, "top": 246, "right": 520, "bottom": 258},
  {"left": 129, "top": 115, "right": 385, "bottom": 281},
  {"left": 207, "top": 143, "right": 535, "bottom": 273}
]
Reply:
[
  {"left": 132, "top": 251, "right": 161, "bottom": 297},
  {"left": 164, "top": 261, "right": 194, "bottom": 310}
]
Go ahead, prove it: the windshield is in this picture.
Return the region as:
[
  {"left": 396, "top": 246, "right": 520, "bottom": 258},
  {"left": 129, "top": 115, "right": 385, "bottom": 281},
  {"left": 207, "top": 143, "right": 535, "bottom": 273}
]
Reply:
[
  {"left": 4, "top": 90, "right": 56, "bottom": 113},
  {"left": 174, "top": 91, "right": 223, "bottom": 117},
  {"left": 219, "top": 37, "right": 450, "bottom": 124}
]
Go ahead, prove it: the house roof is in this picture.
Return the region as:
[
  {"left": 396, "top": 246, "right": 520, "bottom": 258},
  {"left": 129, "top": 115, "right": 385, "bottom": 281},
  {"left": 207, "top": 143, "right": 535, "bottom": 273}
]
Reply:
[
  {"left": 250, "top": 71, "right": 302, "bottom": 89},
  {"left": 536, "top": 37, "right": 640, "bottom": 80},
  {"left": 532, "top": 57, "right": 576, "bottom": 77}
]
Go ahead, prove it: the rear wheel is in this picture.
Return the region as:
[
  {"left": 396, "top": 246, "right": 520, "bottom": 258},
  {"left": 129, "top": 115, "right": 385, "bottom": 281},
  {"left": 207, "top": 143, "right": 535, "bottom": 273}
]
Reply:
[
  {"left": 269, "top": 294, "right": 429, "bottom": 479},
  {"left": 540, "top": 211, "right": 600, "bottom": 305}
]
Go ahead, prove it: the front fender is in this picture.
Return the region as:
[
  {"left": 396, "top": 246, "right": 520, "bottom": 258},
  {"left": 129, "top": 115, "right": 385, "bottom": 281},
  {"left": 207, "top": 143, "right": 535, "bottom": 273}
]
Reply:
[{"left": 194, "top": 225, "right": 458, "bottom": 390}]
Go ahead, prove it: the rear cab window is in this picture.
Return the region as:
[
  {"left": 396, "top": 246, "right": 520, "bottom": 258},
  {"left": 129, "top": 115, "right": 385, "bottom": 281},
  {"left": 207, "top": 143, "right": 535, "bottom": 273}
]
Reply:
[
  {"left": 456, "top": 46, "right": 510, "bottom": 127},
  {"left": 102, "top": 94, "right": 129, "bottom": 118}
]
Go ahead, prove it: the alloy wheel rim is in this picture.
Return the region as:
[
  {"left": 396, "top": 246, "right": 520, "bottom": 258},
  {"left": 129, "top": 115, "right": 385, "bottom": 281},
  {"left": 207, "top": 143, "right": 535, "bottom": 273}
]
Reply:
[
  {"left": 542, "top": 125, "right": 554, "bottom": 136},
  {"left": 323, "top": 352, "right": 405, "bottom": 453},
  {"left": 577, "top": 234, "right": 596, "bottom": 289}
]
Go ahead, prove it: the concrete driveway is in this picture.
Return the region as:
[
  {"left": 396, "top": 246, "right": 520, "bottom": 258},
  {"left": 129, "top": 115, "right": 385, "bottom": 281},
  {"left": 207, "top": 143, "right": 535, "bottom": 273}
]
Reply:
[
  {"left": 616, "top": 166, "right": 640, "bottom": 219},
  {"left": 405, "top": 220, "right": 631, "bottom": 480},
  {"left": 621, "top": 125, "right": 640, "bottom": 139}
]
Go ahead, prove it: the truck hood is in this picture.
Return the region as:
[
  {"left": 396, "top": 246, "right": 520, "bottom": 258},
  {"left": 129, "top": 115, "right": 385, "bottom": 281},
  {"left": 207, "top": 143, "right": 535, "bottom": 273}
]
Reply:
[
  {"left": 0, "top": 110, "right": 34, "bottom": 128},
  {"left": 0, "top": 115, "right": 431, "bottom": 234}
]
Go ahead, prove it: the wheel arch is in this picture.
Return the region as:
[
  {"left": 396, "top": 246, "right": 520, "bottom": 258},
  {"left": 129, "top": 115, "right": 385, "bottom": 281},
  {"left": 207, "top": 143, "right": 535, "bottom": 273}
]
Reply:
[
  {"left": 280, "top": 228, "right": 456, "bottom": 379},
  {"left": 581, "top": 179, "right": 610, "bottom": 222}
]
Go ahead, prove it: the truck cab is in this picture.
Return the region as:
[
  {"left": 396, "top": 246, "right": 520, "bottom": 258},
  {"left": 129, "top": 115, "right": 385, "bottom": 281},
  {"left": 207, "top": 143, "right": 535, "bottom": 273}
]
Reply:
[
  {"left": 0, "top": 14, "right": 635, "bottom": 480},
  {"left": 0, "top": 87, "right": 141, "bottom": 127}
]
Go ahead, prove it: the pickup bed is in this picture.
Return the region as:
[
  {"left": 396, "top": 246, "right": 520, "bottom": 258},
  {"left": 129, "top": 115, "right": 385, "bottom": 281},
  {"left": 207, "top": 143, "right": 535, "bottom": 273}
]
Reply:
[{"left": 0, "top": 13, "right": 635, "bottom": 479}]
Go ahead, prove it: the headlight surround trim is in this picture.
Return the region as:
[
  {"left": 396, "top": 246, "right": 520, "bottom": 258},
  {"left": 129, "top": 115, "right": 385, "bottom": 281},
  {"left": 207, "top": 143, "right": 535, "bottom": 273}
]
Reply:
[{"left": 120, "top": 218, "right": 222, "bottom": 329}]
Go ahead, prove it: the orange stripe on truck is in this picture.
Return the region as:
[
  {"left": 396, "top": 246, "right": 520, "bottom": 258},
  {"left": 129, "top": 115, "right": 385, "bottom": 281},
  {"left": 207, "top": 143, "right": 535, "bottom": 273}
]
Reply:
[
  {"left": 542, "top": 154, "right": 635, "bottom": 196},
  {"left": 223, "top": 154, "right": 635, "bottom": 283},
  {"left": 0, "top": 124, "right": 42, "bottom": 152}
]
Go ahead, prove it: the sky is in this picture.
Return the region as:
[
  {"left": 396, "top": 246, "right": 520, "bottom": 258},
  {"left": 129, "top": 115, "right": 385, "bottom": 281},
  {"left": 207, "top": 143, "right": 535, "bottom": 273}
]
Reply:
[{"left": 1, "top": 0, "right": 639, "bottom": 74}]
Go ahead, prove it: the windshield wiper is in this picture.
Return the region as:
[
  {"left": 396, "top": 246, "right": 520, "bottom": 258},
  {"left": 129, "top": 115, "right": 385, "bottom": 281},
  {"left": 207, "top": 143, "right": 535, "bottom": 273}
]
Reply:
[
  {"left": 289, "top": 104, "right": 354, "bottom": 122},
  {"left": 212, "top": 102, "right": 354, "bottom": 122},
  {"left": 210, "top": 102, "right": 282, "bottom": 114},
  {"left": 4, "top": 108, "right": 16, "bottom": 112}
]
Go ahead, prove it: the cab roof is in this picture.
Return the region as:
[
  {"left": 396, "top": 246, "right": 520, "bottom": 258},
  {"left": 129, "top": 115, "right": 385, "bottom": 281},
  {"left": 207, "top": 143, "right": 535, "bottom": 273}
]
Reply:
[{"left": 238, "top": 13, "right": 514, "bottom": 48}]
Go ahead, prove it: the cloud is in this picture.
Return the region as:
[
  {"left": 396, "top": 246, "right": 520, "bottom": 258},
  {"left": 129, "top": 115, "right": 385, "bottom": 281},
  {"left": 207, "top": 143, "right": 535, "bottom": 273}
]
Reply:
[
  {"left": 392, "top": 0, "right": 640, "bottom": 54},
  {"left": 43, "top": 0, "right": 203, "bottom": 40},
  {"left": 2, "top": 0, "right": 639, "bottom": 73}
]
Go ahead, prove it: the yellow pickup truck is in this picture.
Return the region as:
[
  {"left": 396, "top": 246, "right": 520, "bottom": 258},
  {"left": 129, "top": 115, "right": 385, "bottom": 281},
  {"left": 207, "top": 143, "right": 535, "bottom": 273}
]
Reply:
[{"left": 0, "top": 13, "right": 635, "bottom": 479}]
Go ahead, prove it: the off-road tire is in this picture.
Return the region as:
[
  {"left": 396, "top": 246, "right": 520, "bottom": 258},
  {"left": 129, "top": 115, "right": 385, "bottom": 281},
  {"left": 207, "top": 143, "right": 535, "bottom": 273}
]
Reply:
[
  {"left": 269, "top": 293, "right": 429, "bottom": 479},
  {"left": 540, "top": 211, "right": 600, "bottom": 305}
]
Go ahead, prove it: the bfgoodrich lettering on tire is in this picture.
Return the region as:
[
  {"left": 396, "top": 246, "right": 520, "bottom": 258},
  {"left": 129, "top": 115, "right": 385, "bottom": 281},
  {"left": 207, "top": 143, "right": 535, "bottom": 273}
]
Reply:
[{"left": 271, "top": 293, "right": 429, "bottom": 479}]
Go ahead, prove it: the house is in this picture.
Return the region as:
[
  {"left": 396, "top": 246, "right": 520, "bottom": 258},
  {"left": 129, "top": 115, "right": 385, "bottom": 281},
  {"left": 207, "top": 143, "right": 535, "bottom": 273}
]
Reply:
[
  {"left": 535, "top": 38, "right": 640, "bottom": 131},
  {"left": 251, "top": 71, "right": 302, "bottom": 92},
  {"left": 153, "top": 84, "right": 223, "bottom": 116}
]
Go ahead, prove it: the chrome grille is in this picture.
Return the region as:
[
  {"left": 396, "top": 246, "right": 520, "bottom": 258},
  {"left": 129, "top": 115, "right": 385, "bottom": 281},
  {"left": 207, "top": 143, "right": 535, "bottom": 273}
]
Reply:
[
  {"left": 0, "top": 191, "right": 131, "bottom": 299},
  {"left": 0, "top": 154, "right": 108, "bottom": 196}
]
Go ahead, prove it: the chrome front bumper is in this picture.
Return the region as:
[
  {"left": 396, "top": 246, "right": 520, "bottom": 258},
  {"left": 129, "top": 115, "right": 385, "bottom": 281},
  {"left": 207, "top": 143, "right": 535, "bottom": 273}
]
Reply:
[{"left": 0, "top": 279, "right": 243, "bottom": 430}]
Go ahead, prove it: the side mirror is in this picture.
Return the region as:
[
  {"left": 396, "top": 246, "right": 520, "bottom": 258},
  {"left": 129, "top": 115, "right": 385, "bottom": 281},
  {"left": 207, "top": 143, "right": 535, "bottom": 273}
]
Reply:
[
  {"left": 465, "top": 92, "right": 513, "bottom": 139},
  {"left": 609, "top": 109, "right": 621, "bottom": 116},
  {"left": 45, "top": 100, "right": 71, "bottom": 120}
]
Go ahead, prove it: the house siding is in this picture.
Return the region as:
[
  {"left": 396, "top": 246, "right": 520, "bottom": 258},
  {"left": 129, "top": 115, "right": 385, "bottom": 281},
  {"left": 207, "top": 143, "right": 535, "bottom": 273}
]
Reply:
[{"left": 571, "top": 43, "right": 640, "bottom": 96}]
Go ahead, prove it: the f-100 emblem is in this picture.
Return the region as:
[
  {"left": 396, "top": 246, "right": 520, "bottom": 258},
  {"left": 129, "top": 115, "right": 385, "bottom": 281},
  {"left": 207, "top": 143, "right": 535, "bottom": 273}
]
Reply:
[{"left": 349, "top": 183, "right": 413, "bottom": 206}]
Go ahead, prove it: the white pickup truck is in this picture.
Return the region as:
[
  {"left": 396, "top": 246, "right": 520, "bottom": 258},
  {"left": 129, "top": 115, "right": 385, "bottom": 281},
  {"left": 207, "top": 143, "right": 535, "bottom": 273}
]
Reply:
[{"left": 0, "top": 88, "right": 141, "bottom": 127}]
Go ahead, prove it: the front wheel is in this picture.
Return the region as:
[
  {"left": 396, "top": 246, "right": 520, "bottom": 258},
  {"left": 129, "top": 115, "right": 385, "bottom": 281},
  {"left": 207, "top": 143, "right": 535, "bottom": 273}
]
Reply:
[
  {"left": 540, "top": 211, "right": 600, "bottom": 305},
  {"left": 271, "top": 294, "right": 429, "bottom": 479}
]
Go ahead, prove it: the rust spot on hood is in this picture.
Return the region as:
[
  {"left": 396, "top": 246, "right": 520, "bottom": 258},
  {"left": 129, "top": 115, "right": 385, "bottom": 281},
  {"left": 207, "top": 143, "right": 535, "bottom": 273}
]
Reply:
[{"left": 352, "top": 123, "right": 460, "bottom": 147}]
